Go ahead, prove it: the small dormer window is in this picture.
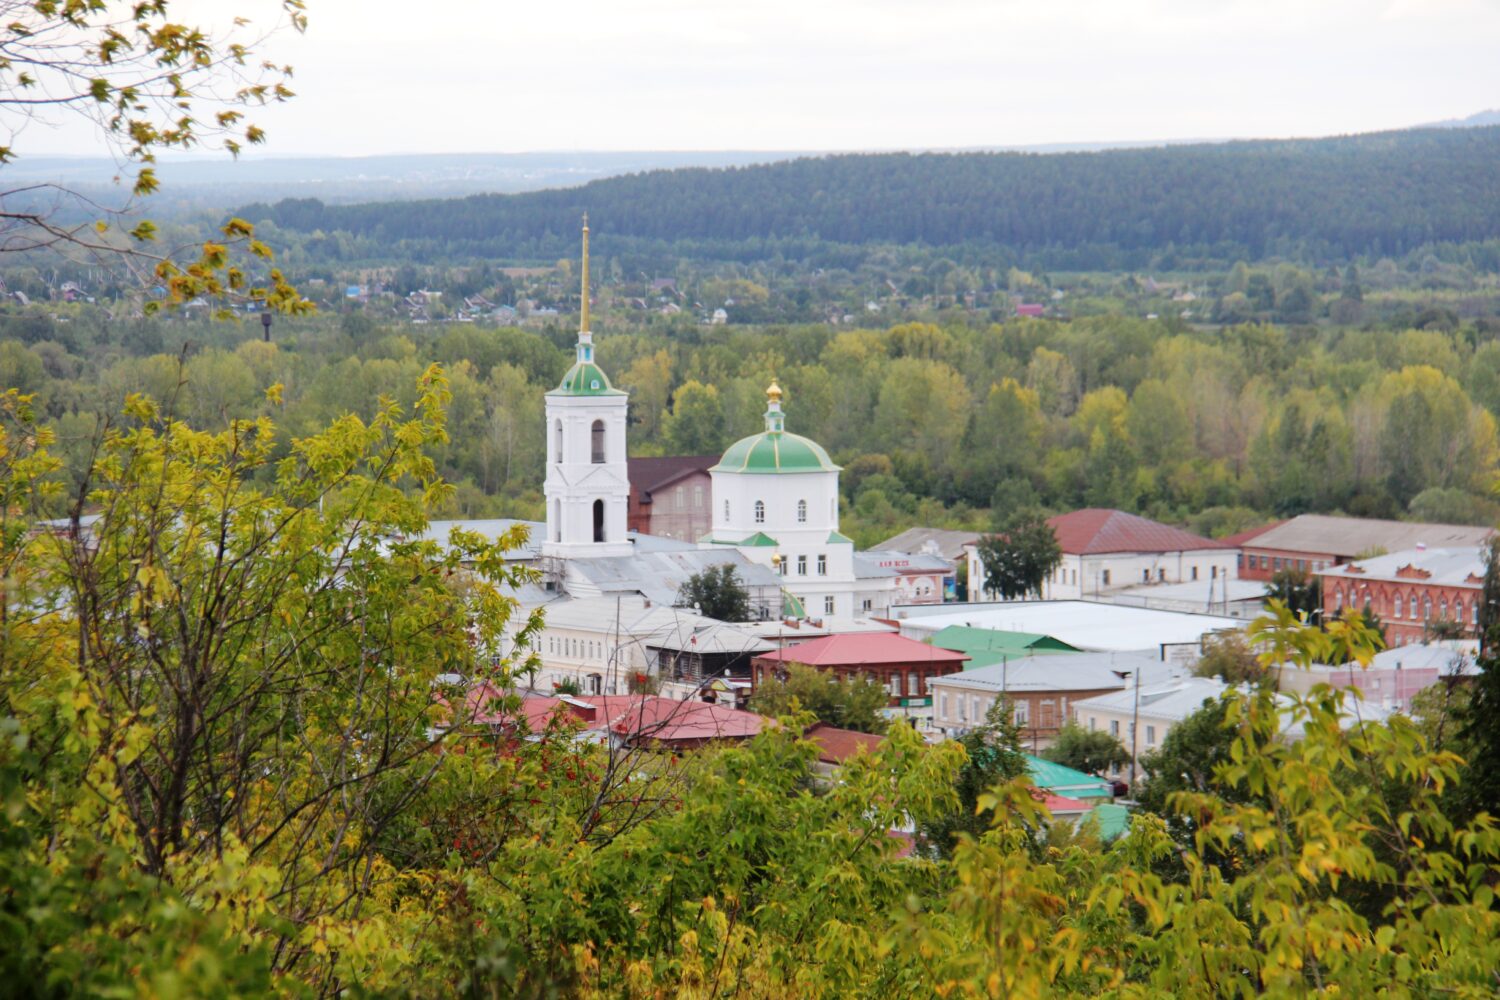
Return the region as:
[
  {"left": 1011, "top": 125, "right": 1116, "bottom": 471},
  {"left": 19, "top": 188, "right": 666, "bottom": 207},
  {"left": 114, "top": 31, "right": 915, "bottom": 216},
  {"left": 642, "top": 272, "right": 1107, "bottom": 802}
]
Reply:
[
  {"left": 754, "top": 500, "right": 765, "bottom": 524},
  {"left": 590, "top": 379, "right": 600, "bottom": 390}
]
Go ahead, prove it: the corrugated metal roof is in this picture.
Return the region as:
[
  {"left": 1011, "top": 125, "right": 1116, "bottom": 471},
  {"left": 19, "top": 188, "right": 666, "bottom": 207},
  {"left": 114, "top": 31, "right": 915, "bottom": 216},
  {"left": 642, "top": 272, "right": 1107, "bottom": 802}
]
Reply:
[
  {"left": 1242, "top": 514, "right": 1493, "bottom": 558},
  {"left": 1320, "top": 546, "right": 1485, "bottom": 588},
  {"left": 874, "top": 527, "right": 981, "bottom": 561},
  {"left": 1026, "top": 755, "right": 1114, "bottom": 798}
]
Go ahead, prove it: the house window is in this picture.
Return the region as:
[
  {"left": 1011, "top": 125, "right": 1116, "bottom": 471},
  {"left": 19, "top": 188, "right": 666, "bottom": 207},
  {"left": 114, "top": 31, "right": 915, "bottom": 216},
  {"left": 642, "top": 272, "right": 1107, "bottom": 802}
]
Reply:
[
  {"left": 1088, "top": 716, "right": 1097, "bottom": 731},
  {"left": 862, "top": 598, "right": 873, "bottom": 611},
  {"left": 1143, "top": 569, "right": 1150, "bottom": 583},
  {"left": 1191, "top": 566, "right": 1199, "bottom": 581},
  {"left": 970, "top": 697, "right": 981, "bottom": 721},
  {"left": 1157, "top": 567, "right": 1165, "bottom": 581},
  {"left": 674, "top": 486, "right": 685, "bottom": 509},
  {"left": 817, "top": 554, "right": 827, "bottom": 575},
  {"left": 940, "top": 693, "right": 949, "bottom": 718},
  {"left": 1014, "top": 700, "right": 1029, "bottom": 725},
  {"left": 1393, "top": 593, "right": 1403, "bottom": 619},
  {"left": 1211, "top": 566, "right": 1218, "bottom": 579},
  {"left": 824, "top": 595, "right": 835, "bottom": 614},
  {"left": 1102, "top": 570, "right": 1111, "bottom": 586},
  {"left": 1334, "top": 589, "right": 1343, "bottom": 610},
  {"left": 693, "top": 485, "right": 704, "bottom": 509},
  {"left": 1440, "top": 598, "right": 1449, "bottom": 620},
  {"left": 590, "top": 420, "right": 605, "bottom": 463},
  {"left": 797, "top": 499, "right": 807, "bottom": 523},
  {"left": 1110, "top": 720, "right": 1120, "bottom": 737},
  {"left": 907, "top": 673, "right": 919, "bottom": 696},
  {"left": 797, "top": 555, "right": 807, "bottom": 575},
  {"left": 1474, "top": 602, "right": 1481, "bottom": 624},
  {"left": 1146, "top": 725, "right": 1157, "bottom": 745},
  {"left": 958, "top": 697, "right": 967, "bottom": 722},
  {"left": 778, "top": 558, "right": 787, "bottom": 576},
  {"left": 1410, "top": 594, "right": 1418, "bottom": 618},
  {"left": 754, "top": 500, "right": 765, "bottom": 524},
  {"left": 1423, "top": 596, "right": 1432, "bottom": 620}
]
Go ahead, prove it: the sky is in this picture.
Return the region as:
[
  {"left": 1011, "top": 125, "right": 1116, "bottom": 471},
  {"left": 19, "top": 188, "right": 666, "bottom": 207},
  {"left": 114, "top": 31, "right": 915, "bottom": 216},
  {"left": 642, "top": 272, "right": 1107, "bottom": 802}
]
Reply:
[{"left": 18, "top": 0, "right": 1500, "bottom": 157}]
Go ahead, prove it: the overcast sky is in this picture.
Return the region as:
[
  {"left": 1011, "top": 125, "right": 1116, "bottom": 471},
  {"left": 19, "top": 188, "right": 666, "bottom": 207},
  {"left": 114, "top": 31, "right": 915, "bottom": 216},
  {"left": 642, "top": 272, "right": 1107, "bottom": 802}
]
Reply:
[{"left": 24, "top": 0, "right": 1500, "bottom": 156}]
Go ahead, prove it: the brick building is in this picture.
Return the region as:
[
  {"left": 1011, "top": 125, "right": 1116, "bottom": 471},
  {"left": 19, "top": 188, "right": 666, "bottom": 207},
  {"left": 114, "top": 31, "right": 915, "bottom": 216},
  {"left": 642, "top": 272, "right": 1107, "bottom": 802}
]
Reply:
[
  {"left": 1317, "top": 546, "right": 1485, "bottom": 646},
  {"left": 1228, "top": 514, "right": 1492, "bottom": 582},
  {"left": 626, "top": 455, "right": 717, "bottom": 541},
  {"left": 750, "top": 632, "right": 968, "bottom": 724}
]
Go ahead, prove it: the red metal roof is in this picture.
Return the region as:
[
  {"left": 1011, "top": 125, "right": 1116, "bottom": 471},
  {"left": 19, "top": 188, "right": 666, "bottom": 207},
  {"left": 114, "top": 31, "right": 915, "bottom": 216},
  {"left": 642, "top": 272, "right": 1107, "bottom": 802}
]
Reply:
[
  {"left": 587, "top": 695, "right": 764, "bottom": 744},
  {"left": 805, "top": 722, "right": 884, "bottom": 763},
  {"left": 1046, "top": 508, "right": 1234, "bottom": 555},
  {"left": 628, "top": 455, "right": 718, "bottom": 497},
  {"left": 757, "top": 631, "right": 969, "bottom": 667}
]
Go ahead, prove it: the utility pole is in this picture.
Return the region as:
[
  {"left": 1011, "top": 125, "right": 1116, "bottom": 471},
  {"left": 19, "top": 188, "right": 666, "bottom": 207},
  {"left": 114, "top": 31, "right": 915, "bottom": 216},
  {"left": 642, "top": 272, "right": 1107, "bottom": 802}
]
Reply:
[{"left": 1129, "top": 669, "right": 1142, "bottom": 796}]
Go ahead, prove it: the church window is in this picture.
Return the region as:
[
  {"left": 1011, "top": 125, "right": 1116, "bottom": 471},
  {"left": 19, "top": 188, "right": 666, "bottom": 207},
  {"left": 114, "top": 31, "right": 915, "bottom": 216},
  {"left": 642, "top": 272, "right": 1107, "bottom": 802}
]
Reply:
[
  {"left": 797, "top": 555, "right": 807, "bottom": 575},
  {"left": 797, "top": 499, "right": 807, "bottom": 523},
  {"left": 825, "top": 595, "right": 835, "bottom": 615},
  {"left": 591, "top": 420, "right": 605, "bottom": 463},
  {"left": 553, "top": 499, "right": 561, "bottom": 543},
  {"left": 724, "top": 499, "right": 730, "bottom": 523},
  {"left": 593, "top": 499, "right": 605, "bottom": 543},
  {"left": 754, "top": 500, "right": 765, "bottom": 524},
  {"left": 554, "top": 420, "right": 563, "bottom": 463},
  {"left": 817, "top": 554, "right": 827, "bottom": 575}
]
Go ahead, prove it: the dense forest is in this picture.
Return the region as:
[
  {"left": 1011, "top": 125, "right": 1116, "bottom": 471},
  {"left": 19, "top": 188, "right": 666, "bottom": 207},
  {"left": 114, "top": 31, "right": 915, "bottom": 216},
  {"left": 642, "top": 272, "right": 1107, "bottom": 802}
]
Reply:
[
  {"left": 4, "top": 306, "right": 1498, "bottom": 545},
  {"left": 240, "top": 126, "right": 1500, "bottom": 270}
]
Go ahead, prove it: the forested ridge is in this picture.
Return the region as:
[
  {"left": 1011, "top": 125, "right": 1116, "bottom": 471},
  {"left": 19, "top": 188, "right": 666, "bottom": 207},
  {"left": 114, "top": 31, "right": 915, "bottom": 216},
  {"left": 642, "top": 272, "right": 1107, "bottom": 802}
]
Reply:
[{"left": 241, "top": 126, "right": 1500, "bottom": 268}]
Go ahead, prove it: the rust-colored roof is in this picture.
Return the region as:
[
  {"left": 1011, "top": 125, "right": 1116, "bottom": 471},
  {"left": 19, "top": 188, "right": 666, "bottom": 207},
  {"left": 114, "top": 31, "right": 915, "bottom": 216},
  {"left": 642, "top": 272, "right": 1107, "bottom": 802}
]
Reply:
[
  {"left": 628, "top": 455, "right": 718, "bottom": 498},
  {"left": 1046, "top": 508, "right": 1234, "bottom": 555},
  {"left": 805, "top": 722, "right": 884, "bottom": 764},
  {"left": 756, "top": 632, "right": 969, "bottom": 667}
]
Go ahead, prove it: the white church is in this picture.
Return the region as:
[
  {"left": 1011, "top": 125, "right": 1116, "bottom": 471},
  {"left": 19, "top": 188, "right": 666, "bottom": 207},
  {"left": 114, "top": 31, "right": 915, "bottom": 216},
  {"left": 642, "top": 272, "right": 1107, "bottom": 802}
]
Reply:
[{"left": 538, "top": 218, "right": 864, "bottom": 620}]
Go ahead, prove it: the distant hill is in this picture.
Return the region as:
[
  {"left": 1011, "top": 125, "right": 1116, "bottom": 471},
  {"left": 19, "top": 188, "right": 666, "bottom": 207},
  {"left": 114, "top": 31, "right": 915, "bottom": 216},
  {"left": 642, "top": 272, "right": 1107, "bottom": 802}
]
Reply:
[
  {"left": 1419, "top": 109, "right": 1500, "bottom": 129},
  {"left": 241, "top": 126, "right": 1500, "bottom": 269}
]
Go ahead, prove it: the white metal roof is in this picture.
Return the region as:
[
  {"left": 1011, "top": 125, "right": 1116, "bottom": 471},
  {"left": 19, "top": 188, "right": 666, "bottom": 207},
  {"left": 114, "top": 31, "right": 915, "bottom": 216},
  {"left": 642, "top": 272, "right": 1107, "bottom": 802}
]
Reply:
[
  {"left": 1319, "top": 546, "right": 1485, "bottom": 588},
  {"left": 896, "top": 601, "right": 1242, "bottom": 652},
  {"left": 929, "top": 650, "right": 1188, "bottom": 694}
]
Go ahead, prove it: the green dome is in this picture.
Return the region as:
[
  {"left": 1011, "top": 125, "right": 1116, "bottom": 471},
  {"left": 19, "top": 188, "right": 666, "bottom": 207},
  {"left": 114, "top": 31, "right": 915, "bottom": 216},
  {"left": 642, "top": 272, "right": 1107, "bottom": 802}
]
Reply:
[
  {"left": 551, "top": 360, "right": 625, "bottom": 396},
  {"left": 712, "top": 430, "right": 839, "bottom": 474}
]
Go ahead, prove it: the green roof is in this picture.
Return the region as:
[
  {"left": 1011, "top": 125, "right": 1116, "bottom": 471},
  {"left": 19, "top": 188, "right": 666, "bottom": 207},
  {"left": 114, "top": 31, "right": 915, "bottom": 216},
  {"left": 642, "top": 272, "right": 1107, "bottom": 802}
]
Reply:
[
  {"left": 738, "top": 531, "right": 779, "bottom": 547},
  {"left": 712, "top": 430, "right": 839, "bottom": 475},
  {"left": 550, "top": 360, "right": 626, "bottom": 396},
  {"left": 1025, "top": 755, "right": 1114, "bottom": 799},
  {"left": 932, "top": 626, "right": 1078, "bottom": 656},
  {"left": 781, "top": 590, "right": 807, "bottom": 619},
  {"left": 1087, "top": 803, "right": 1131, "bottom": 842},
  {"left": 827, "top": 530, "right": 853, "bottom": 545}
]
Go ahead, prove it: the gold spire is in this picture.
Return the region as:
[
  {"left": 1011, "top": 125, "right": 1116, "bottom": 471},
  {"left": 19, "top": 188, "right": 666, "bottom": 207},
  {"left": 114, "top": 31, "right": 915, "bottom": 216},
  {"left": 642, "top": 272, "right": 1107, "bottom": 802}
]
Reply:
[
  {"left": 579, "top": 213, "right": 590, "bottom": 334},
  {"left": 766, "top": 380, "right": 782, "bottom": 402}
]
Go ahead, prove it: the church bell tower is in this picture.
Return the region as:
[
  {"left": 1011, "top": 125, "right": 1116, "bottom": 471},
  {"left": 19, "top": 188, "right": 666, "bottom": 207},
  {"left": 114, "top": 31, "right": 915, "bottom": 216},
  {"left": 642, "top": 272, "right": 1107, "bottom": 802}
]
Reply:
[{"left": 542, "top": 215, "right": 633, "bottom": 558}]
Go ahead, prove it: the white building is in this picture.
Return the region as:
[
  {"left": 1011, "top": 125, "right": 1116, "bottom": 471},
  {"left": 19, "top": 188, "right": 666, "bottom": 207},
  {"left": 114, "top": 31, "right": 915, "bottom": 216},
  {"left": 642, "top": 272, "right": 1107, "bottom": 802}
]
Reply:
[
  {"left": 965, "top": 508, "right": 1238, "bottom": 603},
  {"left": 700, "top": 382, "right": 860, "bottom": 618},
  {"left": 543, "top": 216, "right": 632, "bottom": 559}
]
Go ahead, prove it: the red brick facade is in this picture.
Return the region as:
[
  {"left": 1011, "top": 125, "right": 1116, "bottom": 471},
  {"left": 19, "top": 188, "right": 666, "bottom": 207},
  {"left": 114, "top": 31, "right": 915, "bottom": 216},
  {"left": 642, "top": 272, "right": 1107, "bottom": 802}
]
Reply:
[
  {"left": 1319, "top": 570, "right": 1481, "bottom": 646},
  {"left": 626, "top": 456, "right": 717, "bottom": 541},
  {"left": 1239, "top": 546, "right": 1338, "bottom": 582}
]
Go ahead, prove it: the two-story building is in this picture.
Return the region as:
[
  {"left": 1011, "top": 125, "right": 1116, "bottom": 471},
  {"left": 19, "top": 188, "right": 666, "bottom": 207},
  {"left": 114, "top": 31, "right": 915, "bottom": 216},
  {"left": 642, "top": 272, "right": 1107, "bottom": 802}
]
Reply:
[
  {"left": 1317, "top": 546, "right": 1486, "bottom": 645},
  {"left": 1229, "top": 514, "right": 1492, "bottom": 582},
  {"left": 626, "top": 455, "right": 717, "bottom": 541}
]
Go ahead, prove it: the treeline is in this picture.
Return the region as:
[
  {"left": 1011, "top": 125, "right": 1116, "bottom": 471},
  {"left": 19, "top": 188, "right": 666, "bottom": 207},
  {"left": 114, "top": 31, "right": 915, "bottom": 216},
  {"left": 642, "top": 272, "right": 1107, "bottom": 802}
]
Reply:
[
  {"left": 239, "top": 126, "right": 1500, "bottom": 270},
  {"left": 4, "top": 307, "right": 1500, "bottom": 543}
]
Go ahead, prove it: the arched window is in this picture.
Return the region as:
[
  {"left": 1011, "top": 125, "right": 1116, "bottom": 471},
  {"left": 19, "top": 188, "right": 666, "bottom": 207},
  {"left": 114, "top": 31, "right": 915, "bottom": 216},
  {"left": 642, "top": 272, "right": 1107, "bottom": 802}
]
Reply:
[
  {"left": 593, "top": 499, "right": 605, "bottom": 543},
  {"left": 1392, "top": 592, "right": 1403, "bottom": 619},
  {"left": 1440, "top": 597, "right": 1449, "bottom": 620},
  {"left": 553, "top": 499, "right": 562, "bottom": 543},
  {"left": 1423, "top": 595, "right": 1432, "bottom": 620},
  {"left": 797, "top": 499, "right": 808, "bottom": 523},
  {"left": 1455, "top": 599, "right": 1465, "bottom": 625},
  {"left": 723, "top": 499, "right": 731, "bottom": 524},
  {"left": 554, "top": 419, "right": 563, "bottom": 463},
  {"left": 1334, "top": 588, "right": 1343, "bottom": 610},
  {"left": 754, "top": 500, "right": 765, "bottom": 524},
  {"left": 1363, "top": 589, "right": 1371, "bottom": 612},
  {"left": 1410, "top": 594, "right": 1418, "bottom": 618},
  {"left": 591, "top": 420, "right": 605, "bottom": 464}
]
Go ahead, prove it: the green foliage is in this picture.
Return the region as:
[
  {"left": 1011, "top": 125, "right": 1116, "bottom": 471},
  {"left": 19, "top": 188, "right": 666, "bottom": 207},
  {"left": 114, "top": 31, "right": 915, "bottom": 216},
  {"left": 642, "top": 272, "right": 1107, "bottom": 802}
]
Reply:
[
  {"left": 1264, "top": 566, "right": 1323, "bottom": 620},
  {"left": 976, "top": 507, "right": 1062, "bottom": 600},
  {"left": 918, "top": 697, "right": 1030, "bottom": 858},
  {"left": 676, "top": 563, "right": 753, "bottom": 622},
  {"left": 749, "top": 663, "right": 890, "bottom": 734},
  {"left": 1194, "top": 631, "right": 1268, "bottom": 685},
  {"left": 1043, "top": 719, "right": 1130, "bottom": 776}
]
